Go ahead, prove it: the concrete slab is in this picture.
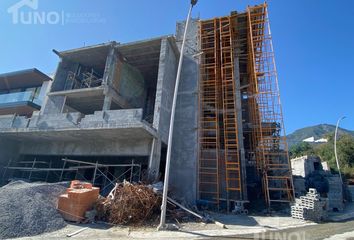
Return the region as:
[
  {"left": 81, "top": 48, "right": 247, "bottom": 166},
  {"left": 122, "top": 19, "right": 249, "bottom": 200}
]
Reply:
[
  {"left": 56, "top": 42, "right": 113, "bottom": 73},
  {"left": 1, "top": 126, "right": 156, "bottom": 142},
  {"left": 14, "top": 214, "right": 313, "bottom": 240},
  {"left": 48, "top": 87, "right": 105, "bottom": 114},
  {"left": 0, "top": 68, "right": 51, "bottom": 91}
]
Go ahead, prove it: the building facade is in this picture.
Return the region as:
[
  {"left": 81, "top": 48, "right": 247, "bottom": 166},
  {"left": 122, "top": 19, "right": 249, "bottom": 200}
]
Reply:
[{"left": 0, "top": 3, "right": 293, "bottom": 210}]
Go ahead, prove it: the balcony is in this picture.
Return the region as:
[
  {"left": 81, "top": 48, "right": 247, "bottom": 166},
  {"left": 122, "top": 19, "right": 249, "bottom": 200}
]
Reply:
[{"left": 0, "top": 90, "right": 42, "bottom": 116}]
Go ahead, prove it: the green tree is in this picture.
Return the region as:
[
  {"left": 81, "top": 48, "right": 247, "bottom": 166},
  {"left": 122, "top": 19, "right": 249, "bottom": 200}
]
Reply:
[
  {"left": 314, "top": 133, "right": 354, "bottom": 178},
  {"left": 289, "top": 142, "right": 315, "bottom": 158},
  {"left": 337, "top": 135, "right": 354, "bottom": 167}
]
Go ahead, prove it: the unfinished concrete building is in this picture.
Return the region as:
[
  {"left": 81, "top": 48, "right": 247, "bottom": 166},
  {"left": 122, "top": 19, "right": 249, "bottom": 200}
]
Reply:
[
  {"left": 0, "top": 3, "right": 293, "bottom": 211},
  {"left": 0, "top": 37, "right": 179, "bottom": 191}
]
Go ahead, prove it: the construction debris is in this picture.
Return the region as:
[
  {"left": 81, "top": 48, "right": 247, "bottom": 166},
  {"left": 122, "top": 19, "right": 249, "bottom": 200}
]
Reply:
[
  {"left": 94, "top": 180, "right": 226, "bottom": 228},
  {"left": 0, "top": 181, "right": 67, "bottom": 239},
  {"left": 291, "top": 188, "right": 327, "bottom": 222},
  {"left": 57, "top": 180, "right": 100, "bottom": 222},
  {"left": 167, "top": 197, "right": 226, "bottom": 229},
  {"left": 96, "top": 181, "right": 161, "bottom": 225}
]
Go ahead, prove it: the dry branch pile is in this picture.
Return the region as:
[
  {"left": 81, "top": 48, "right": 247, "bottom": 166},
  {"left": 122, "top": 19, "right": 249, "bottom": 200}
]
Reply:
[{"left": 95, "top": 181, "right": 161, "bottom": 225}]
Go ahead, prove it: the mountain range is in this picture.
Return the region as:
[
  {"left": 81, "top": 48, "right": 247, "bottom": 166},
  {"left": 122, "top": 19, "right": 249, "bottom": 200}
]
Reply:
[{"left": 286, "top": 124, "right": 354, "bottom": 147}]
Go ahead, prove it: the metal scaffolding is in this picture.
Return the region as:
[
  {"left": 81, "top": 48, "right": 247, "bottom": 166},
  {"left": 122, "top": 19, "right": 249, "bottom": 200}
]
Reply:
[
  {"left": 198, "top": 2, "right": 294, "bottom": 210},
  {"left": 219, "top": 17, "right": 242, "bottom": 203},
  {"left": 246, "top": 3, "right": 294, "bottom": 206},
  {"left": 198, "top": 19, "right": 221, "bottom": 207},
  {"left": 3, "top": 158, "right": 142, "bottom": 196},
  {"left": 199, "top": 17, "right": 243, "bottom": 210}
]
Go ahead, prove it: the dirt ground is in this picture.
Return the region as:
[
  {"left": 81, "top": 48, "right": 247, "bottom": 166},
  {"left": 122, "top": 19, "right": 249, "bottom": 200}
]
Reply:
[{"left": 14, "top": 203, "right": 354, "bottom": 240}]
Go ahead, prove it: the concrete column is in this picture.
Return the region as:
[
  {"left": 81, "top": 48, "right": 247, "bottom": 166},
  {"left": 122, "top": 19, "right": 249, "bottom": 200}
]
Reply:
[
  {"left": 148, "top": 137, "right": 162, "bottom": 181},
  {"left": 102, "top": 44, "right": 116, "bottom": 86},
  {"left": 41, "top": 96, "right": 66, "bottom": 114},
  {"left": 234, "top": 52, "right": 248, "bottom": 201},
  {"left": 102, "top": 44, "right": 117, "bottom": 111},
  {"left": 152, "top": 39, "right": 168, "bottom": 132},
  {"left": 102, "top": 93, "right": 112, "bottom": 111},
  {"left": 169, "top": 19, "right": 199, "bottom": 205}
]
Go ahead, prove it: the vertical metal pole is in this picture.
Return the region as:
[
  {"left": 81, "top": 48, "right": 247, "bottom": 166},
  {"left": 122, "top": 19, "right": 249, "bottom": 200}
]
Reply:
[
  {"left": 138, "top": 164, "right": 142, "bottom": 181},
  {"left": 1, "top": 158, "right": 12, "bottom": 184},
  {"left": 335, "top": 116, "right": 346, "bottom": 185},
  {"left": 158, "top": 2, "right": 195, "bottom": 230},
  {"left": 28, "top": 158, "right": 36, "bottom": 180},
  {"left": 45, "top": 160, "right": 52, "bottom": 182},
  {"left": 92, "top": 161, "right": 98, "bottom": 185},
  {"left": 74, "top": 163, "right": 79, "bottom": 180},
  {"left": 234, "top": 50, "right": 248, "bottom": 201},
  {"left": 103, "top": 167, "right": 108, "bottom": 189},
  {"left": 130, "top": 159, "right": 134, "bottom": 182},
  {"left": 59, "top": 158, "right": 67, "bottom": 181}
]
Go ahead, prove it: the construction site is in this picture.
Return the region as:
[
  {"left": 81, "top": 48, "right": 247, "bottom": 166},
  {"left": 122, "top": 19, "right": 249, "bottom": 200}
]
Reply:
[{"left": 0, "top": 1, "right": 353, "bottom": 239}]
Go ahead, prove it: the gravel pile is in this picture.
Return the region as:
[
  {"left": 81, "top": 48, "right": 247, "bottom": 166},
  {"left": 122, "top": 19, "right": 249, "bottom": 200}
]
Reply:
[{"left": 0, "top": 181, "right": 68, "bottom": 239}]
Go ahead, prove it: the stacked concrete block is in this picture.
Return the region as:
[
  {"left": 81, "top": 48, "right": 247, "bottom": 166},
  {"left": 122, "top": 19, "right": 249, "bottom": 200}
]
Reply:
[
  {"left": 29, "top": 112, "right": 83, "bottom": 129},
  {"left": 291, "top": 188, "right": 327, "bottom": 222},
  {"left": 12, "top": 116, "right": 30, "bottom": 128},
  {"left": 79, "top": 109, "right": 143, "bottom": 128},
  {"left": 0, "top": 115, "right": 16, "bottom": 129}
]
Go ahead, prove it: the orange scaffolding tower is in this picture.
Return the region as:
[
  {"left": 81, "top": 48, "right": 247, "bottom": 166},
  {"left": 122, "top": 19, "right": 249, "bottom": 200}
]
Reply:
[
  {"left": 247, "top": 3, "right": 294, "bottom": 207},
  {"left": 199, "top": 17, "right": 243, "bottom": 209},
  {"left": 219, "top": 17, "right": 242, "bottom": 202},
  {"left": 198, "top": 3, "right": 293, "bottom": 210},
  {"left": 198, "top": 19, "right": 221, "bottom": 206}
]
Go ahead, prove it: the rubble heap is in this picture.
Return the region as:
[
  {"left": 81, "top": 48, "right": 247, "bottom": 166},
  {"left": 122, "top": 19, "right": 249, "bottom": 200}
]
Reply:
[
  {"left": 291, "top": 188, "right": 327, "bottom": 222},
  {"left": 0, "top": 181, "right": 67, "bottom": 239},
  {"left": 96, "top": 181, "right": 161, "bottom": 225}
]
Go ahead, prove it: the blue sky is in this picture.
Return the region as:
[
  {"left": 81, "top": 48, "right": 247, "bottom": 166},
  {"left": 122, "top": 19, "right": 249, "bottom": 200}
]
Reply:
[{"left": 0, "top": 0, "right": 353, "bottom": 134}]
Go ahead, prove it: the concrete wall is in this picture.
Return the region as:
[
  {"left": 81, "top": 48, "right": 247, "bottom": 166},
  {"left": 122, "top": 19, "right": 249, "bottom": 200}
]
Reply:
[
  {"left": 51, "top": 60, "right": 79, "bottom": 92},
  {"left": 80, "top": 109, "right": 143, "bottom": 128},
  {"left": 0, "top": 108, "right": 154, "bottom": 157},
  {"left": 112, "top": 58, "right": 146, "bottom": 108},
  {"left": 291, "top": 155, "right": 321, "bottom": 178},
  {"left": 169, "top": 19, "right": 199, "bottom": 204},
  {"left": 0, "top": 109, "right": 146, "bottom": 131},
  {"left": 29, "top": 112, "right": 83, "bottom": 129},
  {"left": 37, "top": 80, "right": 51, "bottom": 106},
  {"left": 0, "top": 115, "right": 16, "bottom": 129},
  {"left": 20, "top": 138, "right": 152, "bottom": 157},
  {"left": 42, "top": 95, "right": 66, "bottom": 115},
  {"left": 42, "top": 59, "right": 79, "bottom": 115},
  {"left": 153, "top": 38, "right": 178, "bottom": 144},
  {"left": 348, "top": 185, "right": 354, "bottom": 202},
  {"left": 0, "top": 115, "right": 31, "bottom": 129},
  {"left": 327, "top": 175, "right": 344, "bottom": 211}
]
